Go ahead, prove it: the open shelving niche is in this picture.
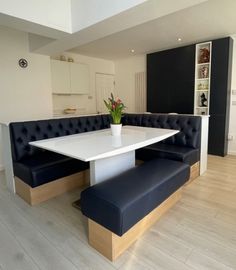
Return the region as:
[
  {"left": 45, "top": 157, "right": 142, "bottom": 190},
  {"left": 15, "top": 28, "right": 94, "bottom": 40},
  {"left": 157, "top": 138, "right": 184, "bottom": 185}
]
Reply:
[{"left": 194, "top": 41, "right": 212, "bottom": 115}]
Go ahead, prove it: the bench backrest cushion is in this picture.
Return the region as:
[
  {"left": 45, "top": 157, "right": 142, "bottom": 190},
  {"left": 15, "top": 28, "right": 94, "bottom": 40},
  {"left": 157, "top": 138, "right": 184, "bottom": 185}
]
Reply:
[
  {"left": 141, "top": 114, "right": 201, "bottom": 149},
  {"left": 9, "top": 113, "right": 201, "bottom": 162},
  {"left": 10, "top": 115, "right": 105, "bottom": 162},
  {"left": 122, "top": 113, "right": 143, "bottom": 126}
]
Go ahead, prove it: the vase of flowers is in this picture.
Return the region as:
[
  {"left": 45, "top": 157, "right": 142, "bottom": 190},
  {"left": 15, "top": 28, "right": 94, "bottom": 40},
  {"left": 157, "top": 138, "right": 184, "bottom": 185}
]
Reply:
[{"left": 104, "top": 93, "right": 125, "bottom": 136}]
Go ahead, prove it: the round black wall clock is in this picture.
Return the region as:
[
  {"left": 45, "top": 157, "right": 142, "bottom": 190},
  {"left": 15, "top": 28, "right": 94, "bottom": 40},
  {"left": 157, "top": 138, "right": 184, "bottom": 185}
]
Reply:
[{"left": 18, "top": 58, "right": 28, "bottom": 68}]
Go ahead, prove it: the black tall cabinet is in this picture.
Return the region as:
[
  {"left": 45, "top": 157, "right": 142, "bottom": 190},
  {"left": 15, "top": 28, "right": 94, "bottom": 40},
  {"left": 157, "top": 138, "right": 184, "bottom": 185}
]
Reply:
[
  {"left": 208, "top": 38, "right": 233, "bottom": 156},
  {"left": 147, "top": 45, "right": 195, "bottom": 114},
  {"left": 147, "top": 37, "right": 233, "bottom": 156}
]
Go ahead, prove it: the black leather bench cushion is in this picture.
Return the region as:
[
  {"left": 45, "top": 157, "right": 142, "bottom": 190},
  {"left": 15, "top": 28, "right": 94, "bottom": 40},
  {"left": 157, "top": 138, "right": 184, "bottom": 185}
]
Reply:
[
  {"left": 81, "top": 159, "right": 190, "bottom": 236},
  {"left": 13, "top": 151, "right": 89, "bottom": 188},
  {"left": 136, "top": 143, "right": 200, "bottom": 165}
]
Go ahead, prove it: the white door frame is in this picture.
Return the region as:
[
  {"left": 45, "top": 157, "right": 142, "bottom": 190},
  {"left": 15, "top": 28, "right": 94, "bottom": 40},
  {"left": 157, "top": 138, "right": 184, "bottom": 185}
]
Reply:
[{"left": 95, "top": 72, "right": 115, "bottom": 114}]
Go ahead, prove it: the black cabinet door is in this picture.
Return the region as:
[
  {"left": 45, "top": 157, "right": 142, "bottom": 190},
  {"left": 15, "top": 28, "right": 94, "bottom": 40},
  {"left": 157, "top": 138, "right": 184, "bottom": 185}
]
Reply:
[
  {"left": 209, "top": 37, "right": 233, "bottom": 156},
  {"left": 208, "top": 115, "right": 228, "bottom": 156},
  {"left": 147, "top": 45, "right": 195, "bottom": 114}
]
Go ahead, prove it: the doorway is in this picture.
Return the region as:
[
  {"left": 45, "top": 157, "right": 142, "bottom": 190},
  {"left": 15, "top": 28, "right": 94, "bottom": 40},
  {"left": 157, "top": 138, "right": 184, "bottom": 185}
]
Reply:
[{"left": 95, "top": 73, "right": 115, "bottom": 114}]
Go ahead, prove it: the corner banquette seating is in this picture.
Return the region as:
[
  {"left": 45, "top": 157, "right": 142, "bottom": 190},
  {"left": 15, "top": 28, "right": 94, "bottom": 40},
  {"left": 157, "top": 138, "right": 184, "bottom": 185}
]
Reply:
[
  {"left": 9, "top": 115, "right": 105, "bottom": 205},
  {"left": 81, "top": 158, "right": 190, "bottom": 261},
  {"left": 9, "top": 113, "right": 201, "bottom": 205}
]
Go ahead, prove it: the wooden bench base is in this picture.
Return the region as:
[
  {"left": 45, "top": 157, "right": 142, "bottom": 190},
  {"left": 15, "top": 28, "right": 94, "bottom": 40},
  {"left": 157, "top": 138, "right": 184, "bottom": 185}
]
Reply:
[
  {"left": 15, "top": 170, "right": 89, "bottom": 205},
  {"left": 185, "top": 161, "right": 200, "bottom": 185},
  {"left": 88, "top": 188, "right": 182, "bottom": 261}
]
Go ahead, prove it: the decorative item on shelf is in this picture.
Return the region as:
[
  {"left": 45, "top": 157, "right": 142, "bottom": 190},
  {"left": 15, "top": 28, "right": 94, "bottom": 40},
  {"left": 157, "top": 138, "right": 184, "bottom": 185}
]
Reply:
[
  {"left": 68, "top": 57, "right": 74, "bottom": 62},
  {"left": 198, "top": 47, "right": 210, "bottom": 63},
  {"left": 104, "top": 93, "right": 126, "bottom": 136},
  {"left": 63, "top": 108, "right": 77, "bottom": 114},
  {"left": 198, "top": 83, "right": 203, "bottom": 90},
  {"left": 200, "top": 93, "right": 207, "bottom": 107},
  {"left": 204, "top": 82, "right": 209, "bottom": 89},
  {"left": 197, "top": 82, "right": 209, "bottom": 90},
  {"left": 199, "top": 66, "right": 209, "bottom": 79},
  {"left": 60, "top": 55, "right": 67, "bottom": 61}
]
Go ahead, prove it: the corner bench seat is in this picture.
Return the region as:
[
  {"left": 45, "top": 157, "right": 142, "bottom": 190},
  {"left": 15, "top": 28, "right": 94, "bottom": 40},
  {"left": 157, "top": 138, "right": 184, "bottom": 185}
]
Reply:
[
  {"left": 9, "top": 113, "right": 201, "bottom": 205},
  {"left": 9, "top": 115, "right": 104, "bottom": 188},
  {"left": 136, "top": 142, "right": 199, "bottom": 166},
  {"left": 81, "top": 158, "right": 190, "bottom": 237}
]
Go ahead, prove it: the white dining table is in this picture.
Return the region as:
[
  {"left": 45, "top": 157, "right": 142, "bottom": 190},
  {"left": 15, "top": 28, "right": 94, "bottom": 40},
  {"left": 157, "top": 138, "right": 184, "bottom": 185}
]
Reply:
[{"left": 30, "top": 125, "right": 179, "bottom": 186}]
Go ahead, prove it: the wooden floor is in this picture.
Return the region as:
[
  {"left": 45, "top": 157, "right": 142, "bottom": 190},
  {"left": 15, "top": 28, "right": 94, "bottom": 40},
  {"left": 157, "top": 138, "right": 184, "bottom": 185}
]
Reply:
[{"left": 0, "top": 155, "right": 235, "bottom": 270}]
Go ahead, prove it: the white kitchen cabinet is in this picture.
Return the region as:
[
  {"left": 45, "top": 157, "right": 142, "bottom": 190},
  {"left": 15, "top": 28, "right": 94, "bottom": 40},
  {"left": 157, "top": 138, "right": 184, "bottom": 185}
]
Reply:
[
  {"left": 51, "top": 60, "right": 70, "bottom": 94},
  {"left": 51, "top": 60, "right": 90, "bottom": 94},
  {"left": 70, "top": 62, "right": 89, "bottom": 94}
]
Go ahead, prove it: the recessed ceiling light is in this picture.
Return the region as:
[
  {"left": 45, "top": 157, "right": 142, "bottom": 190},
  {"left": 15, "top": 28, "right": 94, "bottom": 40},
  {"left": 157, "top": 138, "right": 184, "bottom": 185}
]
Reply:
[
  {"left": 131, "top": 49, "right": 135, "bottom": 53},
  {"left": 178, "top": 38, "right": 182, "bottom": 42}
]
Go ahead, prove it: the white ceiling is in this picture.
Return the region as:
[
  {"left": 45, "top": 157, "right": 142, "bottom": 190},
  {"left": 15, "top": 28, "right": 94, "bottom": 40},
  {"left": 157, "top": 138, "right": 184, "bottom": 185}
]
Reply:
[
  {"left": 32, "top": 0, "right": 205, "bottom": 55},
  {"left": 70, "top": 0, "right": 236, "bottom": 60}
]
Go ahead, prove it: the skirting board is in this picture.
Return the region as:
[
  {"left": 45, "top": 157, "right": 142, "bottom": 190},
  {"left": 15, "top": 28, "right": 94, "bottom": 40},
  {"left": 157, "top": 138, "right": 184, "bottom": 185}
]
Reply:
[
  {"left": 88, "top": 188, "right": 182, "bottom": 261},
  {"left": 228, "top": 151, "right": 236, "bottom": 156},
  {"left": 15, "top": 170, "right": 88, "bottom": 206}
]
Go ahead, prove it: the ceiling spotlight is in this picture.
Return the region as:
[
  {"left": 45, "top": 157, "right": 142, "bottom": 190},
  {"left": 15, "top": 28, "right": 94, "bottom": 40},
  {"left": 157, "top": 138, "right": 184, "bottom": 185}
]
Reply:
[
  {"left": 178, "top": 38, "right": 182, "bottom": 42},
  {"left": 131, "top": 49, "right": 135, "bottom": 53}
]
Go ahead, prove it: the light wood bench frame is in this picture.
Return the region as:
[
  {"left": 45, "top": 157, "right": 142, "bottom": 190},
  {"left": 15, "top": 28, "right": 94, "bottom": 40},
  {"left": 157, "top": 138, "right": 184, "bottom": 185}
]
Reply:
[
  {"left": 15, "top": 170, "right": 89, "bottom": 205},
  {"left": 88, "top": 188, "right": 182, "bottom": 261}
]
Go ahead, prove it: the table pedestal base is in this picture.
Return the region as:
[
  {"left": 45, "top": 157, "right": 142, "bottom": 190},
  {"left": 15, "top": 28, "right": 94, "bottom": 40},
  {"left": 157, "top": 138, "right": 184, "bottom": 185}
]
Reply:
[
  {"left": 90, "top": 151, "right": 135, "bottom": 186},
  {"left": 73, "top": 151, "right": 136, "bottom": 210}
]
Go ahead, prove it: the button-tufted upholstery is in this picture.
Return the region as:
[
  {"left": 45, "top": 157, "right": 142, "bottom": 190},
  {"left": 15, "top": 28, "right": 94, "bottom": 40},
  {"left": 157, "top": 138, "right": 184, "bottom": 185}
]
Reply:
[
  {"left": 122, "top": 113, "right": 143, "bottom": 126},
  {"left": 141, "top": 114, "right": 201, "bottom": 149},
  {"left": 123, "top": 113, "right": 201, "bottom": 165},
  {"left": 10, "top": 115, "right": 107, "bottom": 187},
  {"left": 10, "top": 115, "right": 105, "bottom": 162}
]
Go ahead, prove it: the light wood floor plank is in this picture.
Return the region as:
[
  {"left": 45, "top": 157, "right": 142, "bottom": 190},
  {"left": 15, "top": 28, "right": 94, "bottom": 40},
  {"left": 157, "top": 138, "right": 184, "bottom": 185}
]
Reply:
[
  {"left": 0, "top": 221, "right": 40, "bottom": 270},
  {"left": 127, "top": 236, "right": 194, "bottom": 270},
  {"left": 0, "top": 155, "right": 235, "bottom": 269},
  {"left": 0, "top": 195, "right": 79, "bottom": 270},
  {"left": 141, "top": 227, "right": 193, "bottom": 263},
  {"left": 185, "top": 250, "right": 234, "bottom": 270}
]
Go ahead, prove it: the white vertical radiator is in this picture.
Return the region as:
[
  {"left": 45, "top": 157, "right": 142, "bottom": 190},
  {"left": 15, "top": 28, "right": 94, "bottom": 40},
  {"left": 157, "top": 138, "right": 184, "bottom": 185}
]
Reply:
[{"left": 135, "top": 72, "right": 146, "bottom": 112}]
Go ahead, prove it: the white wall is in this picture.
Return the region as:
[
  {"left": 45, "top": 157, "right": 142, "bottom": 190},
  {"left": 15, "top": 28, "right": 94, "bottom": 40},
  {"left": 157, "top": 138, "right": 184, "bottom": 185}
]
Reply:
[
  {"left": 114, "top": 55, "right": 146, "bottom": 112},
  {"left": 52, "top": 52, "right": 114, "bottom": 115},
  {"left": 228, "top": 37, "right": 236, "bottom": 155},
  {"left": 0, "top": 0, "right": 71, "bottom": 32},
  {"left": 0, "top": 26, "right": 53, "bottom": 170}
]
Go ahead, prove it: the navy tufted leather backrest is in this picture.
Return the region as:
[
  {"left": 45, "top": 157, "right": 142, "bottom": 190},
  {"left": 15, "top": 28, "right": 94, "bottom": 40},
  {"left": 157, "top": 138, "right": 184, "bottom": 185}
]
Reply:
[
  {"left": 10, "top": 115, "right": 106, "bottom": 162},
  {"left": 141, "top": 114, "right": 201, "bottom": 149},
  {"left": 10, "top": 113, "right": 201, "bottom": 162},
  {"left": 101, "top": 114, "right": 112, "bottom": 128},
  {"left": 122, "top": 114, "right": 143, "bottom": 126}
]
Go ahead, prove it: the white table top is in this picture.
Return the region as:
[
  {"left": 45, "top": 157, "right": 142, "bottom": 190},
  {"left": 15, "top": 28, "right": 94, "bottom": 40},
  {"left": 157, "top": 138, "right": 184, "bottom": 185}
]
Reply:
[{"left": 29, "top": 126, "right": 179, "bottom": 162}]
